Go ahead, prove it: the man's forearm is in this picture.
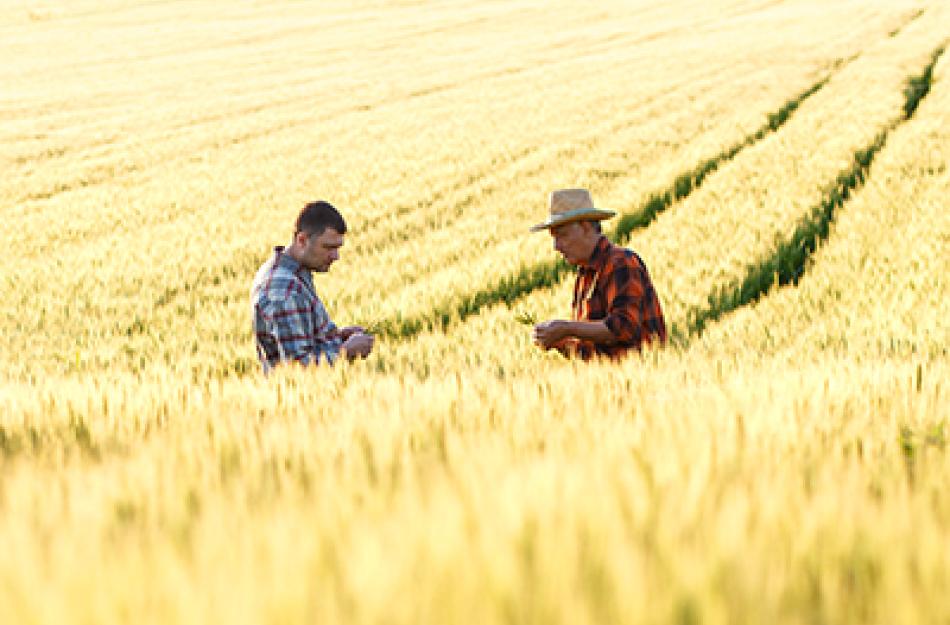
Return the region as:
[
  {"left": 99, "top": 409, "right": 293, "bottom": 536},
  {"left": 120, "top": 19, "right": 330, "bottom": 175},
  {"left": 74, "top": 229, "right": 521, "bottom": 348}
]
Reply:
[{"left": 563, "top": 320, "right": 617, "bottom": 345}]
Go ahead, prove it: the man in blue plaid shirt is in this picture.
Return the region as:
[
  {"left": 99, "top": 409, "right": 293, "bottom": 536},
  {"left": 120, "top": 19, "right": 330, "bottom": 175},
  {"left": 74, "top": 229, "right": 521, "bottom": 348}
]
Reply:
[{"left": 251, "top": 201, "right": 374, "bottom": 372}]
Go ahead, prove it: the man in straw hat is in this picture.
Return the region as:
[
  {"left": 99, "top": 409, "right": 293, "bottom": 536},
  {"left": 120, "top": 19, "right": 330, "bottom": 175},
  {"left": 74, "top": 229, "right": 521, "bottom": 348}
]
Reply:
[{"left": 530, "top": 188, "right": 667, "bottom": 360}]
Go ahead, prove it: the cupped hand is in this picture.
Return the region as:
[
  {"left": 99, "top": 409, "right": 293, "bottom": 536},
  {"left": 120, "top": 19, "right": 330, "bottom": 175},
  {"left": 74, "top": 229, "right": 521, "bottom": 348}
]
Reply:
[
  {"left": 532, "top": 320, "right": 568, "bottom": 349},
  {"left": 342, "top": 332, "right": 375, "bottom": 359}
]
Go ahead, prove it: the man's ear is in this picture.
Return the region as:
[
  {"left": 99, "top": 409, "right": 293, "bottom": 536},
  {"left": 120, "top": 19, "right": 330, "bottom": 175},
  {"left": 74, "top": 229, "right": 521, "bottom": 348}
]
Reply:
[{"left": 293, "top": 230, "right": 309, "bottom": 247}]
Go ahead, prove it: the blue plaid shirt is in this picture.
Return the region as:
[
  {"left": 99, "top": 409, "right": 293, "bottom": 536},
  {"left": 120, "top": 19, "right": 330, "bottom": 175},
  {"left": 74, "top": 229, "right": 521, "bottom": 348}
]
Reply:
[{"left": 251, "top": 247, "right": 343, "bottom": 372}]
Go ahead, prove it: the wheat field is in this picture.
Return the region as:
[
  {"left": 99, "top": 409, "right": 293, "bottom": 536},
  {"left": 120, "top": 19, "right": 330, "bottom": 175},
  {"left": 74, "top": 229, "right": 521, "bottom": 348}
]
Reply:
[{"left": 2, "top": 1, "right": 949, "bottom": 623}]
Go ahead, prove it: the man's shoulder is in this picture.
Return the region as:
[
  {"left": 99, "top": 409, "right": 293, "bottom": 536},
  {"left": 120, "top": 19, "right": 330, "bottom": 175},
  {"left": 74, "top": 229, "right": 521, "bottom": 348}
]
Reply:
[
  {"left": 252, "top": 257, "right": 309, "bottom": 303},
  {"left": 606, "top": 243, "right": 644, "bottom": 270}
]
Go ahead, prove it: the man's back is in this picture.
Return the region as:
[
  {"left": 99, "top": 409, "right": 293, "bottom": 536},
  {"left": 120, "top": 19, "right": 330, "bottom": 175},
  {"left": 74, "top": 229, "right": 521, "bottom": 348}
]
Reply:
[
  {"left": 571, "top": 237, "right": 667, "bottom": 359},
  {"left": 251, "top": 246, "right": 341, "bottom": 371}
]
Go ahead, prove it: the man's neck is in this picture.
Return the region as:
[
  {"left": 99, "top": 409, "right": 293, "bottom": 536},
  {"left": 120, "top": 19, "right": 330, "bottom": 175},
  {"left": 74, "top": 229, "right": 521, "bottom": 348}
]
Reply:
[
  {"left": 282, "top": 244, "right": 310, "bottom": 272},
  {"left": 577, "top": 235, "right": 605, "bottom": 268},
  {"left": 283, "top": 243, "right": 302, "bottom": 264}
]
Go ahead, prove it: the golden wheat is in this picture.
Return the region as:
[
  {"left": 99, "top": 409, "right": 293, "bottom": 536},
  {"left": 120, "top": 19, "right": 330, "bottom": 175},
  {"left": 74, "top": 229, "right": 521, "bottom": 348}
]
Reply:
[{"left": 1, "top": 2, "right": 948, "bottom": 624}]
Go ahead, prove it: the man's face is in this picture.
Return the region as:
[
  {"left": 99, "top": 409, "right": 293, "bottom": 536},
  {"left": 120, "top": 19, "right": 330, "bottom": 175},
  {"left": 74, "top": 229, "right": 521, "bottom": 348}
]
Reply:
[
  {"left": 297, "top": 228, "right": 344, "bottom": 272},
  {"left": 550, "top": 221, "right": 594, "bottom": 266}
]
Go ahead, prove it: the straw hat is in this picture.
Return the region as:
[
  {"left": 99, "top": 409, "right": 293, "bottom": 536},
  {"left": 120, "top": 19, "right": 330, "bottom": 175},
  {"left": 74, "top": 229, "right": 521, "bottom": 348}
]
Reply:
[{"left": 529, "top": 188, "right": 616, "bottom": 232}]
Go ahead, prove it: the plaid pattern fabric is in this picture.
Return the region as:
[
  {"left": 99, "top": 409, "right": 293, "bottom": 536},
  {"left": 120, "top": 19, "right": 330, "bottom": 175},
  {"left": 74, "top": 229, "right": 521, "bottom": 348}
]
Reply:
[
  {"left": 569, "top": 236, "right": 667, "bottom": 360},
  {"left": 251, "top": 247, "right": 342, "bottom": 372}
]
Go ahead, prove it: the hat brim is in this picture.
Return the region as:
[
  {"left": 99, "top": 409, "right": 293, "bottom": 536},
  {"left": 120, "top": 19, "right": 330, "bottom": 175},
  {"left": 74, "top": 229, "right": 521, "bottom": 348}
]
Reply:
[{"left": 529, "top": 207, "right": 616, "bottom": 232}]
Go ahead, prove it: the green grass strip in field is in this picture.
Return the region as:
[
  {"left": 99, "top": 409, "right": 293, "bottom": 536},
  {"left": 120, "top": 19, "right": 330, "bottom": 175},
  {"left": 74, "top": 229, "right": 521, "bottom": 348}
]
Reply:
[
  {"left": 678, "top": 44, "right": 946, "bottom": 343},
  {"left": 370, "top": 73, "right": 835, "bottom": 340}
]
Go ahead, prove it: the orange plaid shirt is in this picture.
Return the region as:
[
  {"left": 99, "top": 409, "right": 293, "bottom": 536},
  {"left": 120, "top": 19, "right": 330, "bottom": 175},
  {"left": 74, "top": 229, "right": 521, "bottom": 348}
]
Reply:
[{"left": 565, "top": 236, "right": 667, "bottom": 360}]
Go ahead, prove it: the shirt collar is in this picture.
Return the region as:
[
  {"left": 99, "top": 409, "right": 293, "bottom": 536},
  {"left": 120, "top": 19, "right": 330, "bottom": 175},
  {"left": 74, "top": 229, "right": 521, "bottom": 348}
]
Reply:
[{"left": 274, "top": 245, "right": 306, "bottom": 274}]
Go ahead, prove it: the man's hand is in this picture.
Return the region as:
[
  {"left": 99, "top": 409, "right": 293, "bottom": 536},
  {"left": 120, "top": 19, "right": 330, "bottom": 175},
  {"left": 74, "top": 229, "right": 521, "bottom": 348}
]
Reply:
[
  {"left": 533, "top": 320, "right": 571, "bottom": 349},
  {"left": 338, "top": 326, "right": 365, "bottom": 341},
  {"left": 342, "top": 332, "right": 374, "bottom": 359}
]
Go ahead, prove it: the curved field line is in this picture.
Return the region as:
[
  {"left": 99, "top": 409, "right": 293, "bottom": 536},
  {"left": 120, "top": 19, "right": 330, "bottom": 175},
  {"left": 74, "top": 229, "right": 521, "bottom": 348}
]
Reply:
[
  {"left": 8, "top": 51, "right": 749, "bottom": 266},
  {"left": 677, "top": 44, "right": 946, "bottom": 344},
  {"left": 9, "top": 25, "right": 678, "bottom": 207},
  {"left": 143, "top": 65, "right": 743, "bottom": 313},
  {"left": 349, "top": 66, "right": 736, "bottom": 256},
  {"left": 365, "top": 71, "right": 837, "bottom": 340}
]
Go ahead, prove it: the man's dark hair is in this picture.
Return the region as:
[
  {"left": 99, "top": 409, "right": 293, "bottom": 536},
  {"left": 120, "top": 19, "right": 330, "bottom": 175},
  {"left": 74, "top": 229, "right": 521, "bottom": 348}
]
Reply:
[
  {"left": 591, "top": 220, "right": 602, "bottom": 234},
  {"left": 295, "top": 201, "right": 347, "bottom": 237}
]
